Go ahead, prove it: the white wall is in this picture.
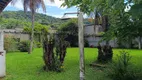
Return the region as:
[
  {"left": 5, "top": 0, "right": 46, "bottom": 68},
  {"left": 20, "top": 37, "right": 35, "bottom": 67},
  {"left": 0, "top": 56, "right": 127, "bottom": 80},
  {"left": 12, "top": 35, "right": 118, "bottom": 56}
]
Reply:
[
  {"left": 0, "top": 31, "right": 6, "bottom": 77},
  {"left": 86, "top": 36, "right": 117, "bottom": 47},
  {"left": 84, "top": 25, "right": 95, "bottom": 35},
  {"left": 85, "top": 25, "right": 118, "bottom": 47},
  {"left": 4, "top": 33, "right": 30, "bottom": 41}
]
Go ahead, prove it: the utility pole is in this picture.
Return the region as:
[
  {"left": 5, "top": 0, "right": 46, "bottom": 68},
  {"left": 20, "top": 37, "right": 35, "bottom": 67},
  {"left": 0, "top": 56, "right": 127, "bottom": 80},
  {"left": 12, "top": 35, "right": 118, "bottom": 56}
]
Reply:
[
  {"left": 78, "top": 12, "right": 85, "bottom": 80},
  {"left": 61, "top": 11, "right": 85, "bottom": 80}
]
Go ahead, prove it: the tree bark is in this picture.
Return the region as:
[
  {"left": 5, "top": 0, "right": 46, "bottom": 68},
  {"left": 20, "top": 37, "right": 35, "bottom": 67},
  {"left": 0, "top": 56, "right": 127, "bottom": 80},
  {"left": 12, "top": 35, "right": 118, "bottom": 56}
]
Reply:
[
  {"left": 95, "top": 10, "right": 99, "bottom": 25},
  {"left": 43, "top": 40, "right": 48, "bottom": 67},
  {"left": 97, "top": 45, "right": 113, "bottom": 62},
  {"left": 28, "top": 12, "right": 35, "bottom": 54},
  {"left": 47, "top": 42, "right": 54, "bottom": 70},
  {"left": 78, "top": 12, "right": 85, "bottom": 80},
  {"left": 43, "top": 36, "right": 54, "bottom": 71},
  {"left": 102, "top": 16, "right": 109, "bottom": 45}
]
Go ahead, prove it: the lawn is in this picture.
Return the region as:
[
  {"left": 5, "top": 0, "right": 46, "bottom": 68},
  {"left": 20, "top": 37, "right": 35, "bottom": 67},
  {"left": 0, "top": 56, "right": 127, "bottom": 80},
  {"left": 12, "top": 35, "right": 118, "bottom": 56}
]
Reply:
[{"left": 4, "top": 48, "right": 142, "bottom": 80}]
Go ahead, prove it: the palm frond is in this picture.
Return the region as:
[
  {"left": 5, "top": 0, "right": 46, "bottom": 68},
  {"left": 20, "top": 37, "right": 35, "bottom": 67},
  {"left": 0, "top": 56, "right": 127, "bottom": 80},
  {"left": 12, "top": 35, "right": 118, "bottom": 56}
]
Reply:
[
  {"left": 12, "top": 0, "right": 48, "bottom": 13},
  {"left": 11, "top": 0, "right": 18, "bottom": 5},
  {"left": 23, "top": 0, "right": 29, "bottom": 12}
]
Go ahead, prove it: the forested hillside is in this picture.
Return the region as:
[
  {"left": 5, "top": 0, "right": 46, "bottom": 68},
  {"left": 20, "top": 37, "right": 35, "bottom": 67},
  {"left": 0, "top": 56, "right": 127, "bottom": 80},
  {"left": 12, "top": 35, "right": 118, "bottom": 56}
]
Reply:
[
  {"left": 0, "top": 11, "right": 63, "bottom": 29},
  {"left": 1, "top": 11, "right": 63, "bottom": 25},
  {"left": 0, "top": 11, "right": 91, "bottom": 29}
]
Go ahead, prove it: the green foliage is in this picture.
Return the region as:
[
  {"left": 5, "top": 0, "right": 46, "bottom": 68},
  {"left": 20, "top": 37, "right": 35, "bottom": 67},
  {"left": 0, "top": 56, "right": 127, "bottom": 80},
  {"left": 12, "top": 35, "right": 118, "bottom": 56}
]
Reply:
[
  {"left": 35, "top": 41, "right": 42, "bottom": 48},
  {"left": 42, "top": 28, "right": 70, "bottom": 72},
  {"left": 62, "top": 0, "right": 126, "bottom": 14},
  {"left": 62, "top": 0, "right": 94, "bottom": 14},
  {"left": 18, "top": 40, "right": 30, "bottom": 52},
  {"left": 23, "top": 26, "right": 32, "bottom": 33},
  {"left": 0, "top": 18, "right": 25, "bottom": 29},
  {"left": 4, "top": 35, "right": 18, "bottom": 52},
  {"left": 107, "top": 51, "right": 139, "bottom": 80},
  {"left": 58, "top": 19, "right": 78, "bottom": 47},
  {"left": 58, "top": 19, "right": 90, "bottom": 47},
  {"left": 5, "top": 48, "right": 142, "bottom": 80},
  {"left": 63, "top": 0, "right": 142, "bottom": 48},
  {"left": 23, "top": 22, "right": 49, "bottom": 34},
  {"left": 1, "top": 11, "right": 63, "bottom": 26},
  {"left": 129, "top": 3, "right": 142, "bottom": 18},
  {"left": 98, "top": 32, "right": 105, "bottom": 36},
  {"left": 0, "top": 11, "right": 64, "bottom": 29}
]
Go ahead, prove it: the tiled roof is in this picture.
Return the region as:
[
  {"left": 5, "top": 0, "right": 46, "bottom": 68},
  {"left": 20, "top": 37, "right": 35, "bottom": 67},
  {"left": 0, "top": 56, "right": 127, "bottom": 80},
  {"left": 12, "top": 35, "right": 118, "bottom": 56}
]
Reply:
[{"left": 0, "top": 0, "right": 12, "bottom": 13}]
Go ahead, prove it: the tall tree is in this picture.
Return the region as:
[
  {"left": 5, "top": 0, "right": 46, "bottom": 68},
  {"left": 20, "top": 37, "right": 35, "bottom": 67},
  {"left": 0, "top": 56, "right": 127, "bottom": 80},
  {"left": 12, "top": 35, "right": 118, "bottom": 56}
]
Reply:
[
  {"left": 63, "top": 0, "right": 142, "bottom": 49},
  {"left": 129, "top": 1, "right": 142, "bottom": 49},
  {"left": 12, "top": 0, "right": 54, "bottom": 53}
]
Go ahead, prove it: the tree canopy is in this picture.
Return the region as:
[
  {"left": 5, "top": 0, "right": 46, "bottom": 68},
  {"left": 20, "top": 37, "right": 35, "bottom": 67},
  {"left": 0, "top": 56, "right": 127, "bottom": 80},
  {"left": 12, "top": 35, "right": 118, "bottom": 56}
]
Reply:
[{"left": 62, "top": 0, "right": 142, "bottom": 48}]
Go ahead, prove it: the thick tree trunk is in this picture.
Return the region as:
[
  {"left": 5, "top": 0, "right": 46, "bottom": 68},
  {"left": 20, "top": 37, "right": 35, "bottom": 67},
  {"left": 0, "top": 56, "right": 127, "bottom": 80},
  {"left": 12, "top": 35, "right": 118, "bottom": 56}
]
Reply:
[
  {"left": 42, "top": 32, "right": 69, "bottom": 71},
  {"left": 29, "top": 12, "right": 35, "bottom": 54},
  {"left": 43, "top": 40, "right": 54, "bottom": 71},
  {"left": 43, "top": 40, "right": 48, "bottom": 67},
  {"left": 59, "top": 41, "right": 67, "bottom": 64},
  {"left": 97, "top": 45, "right": 113, "bottom": 62},
  {"left": 102, "top": 16, "right": 109, "bottom": 45},
  {"left": 47, "top": 42, "right": 54, "bottom": 70},
  {"left": 102, "top": 16, "right": 109, "bottom": 32},
  {"left": 138, "top": 36, "right": 142, "bottom": 49},
  {"left": 95, "top": 11, "right": 99, "bottom": 25}
]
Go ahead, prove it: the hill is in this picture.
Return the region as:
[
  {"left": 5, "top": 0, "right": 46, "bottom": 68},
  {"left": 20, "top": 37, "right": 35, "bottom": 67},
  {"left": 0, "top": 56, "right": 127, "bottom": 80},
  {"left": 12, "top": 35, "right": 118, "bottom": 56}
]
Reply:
[
  {"left": 0, "top": 11, "right": 92, "bottom": 29},
  {"left": 1, "top": 11, "right": 63, "bottom": 25}
]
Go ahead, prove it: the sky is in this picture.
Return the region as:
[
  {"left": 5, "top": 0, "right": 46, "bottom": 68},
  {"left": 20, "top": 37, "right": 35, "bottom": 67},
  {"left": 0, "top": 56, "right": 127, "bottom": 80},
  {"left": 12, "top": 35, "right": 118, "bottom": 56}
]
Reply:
[{"left": 4, "top": 0, "right": 79, "bottom": 18}]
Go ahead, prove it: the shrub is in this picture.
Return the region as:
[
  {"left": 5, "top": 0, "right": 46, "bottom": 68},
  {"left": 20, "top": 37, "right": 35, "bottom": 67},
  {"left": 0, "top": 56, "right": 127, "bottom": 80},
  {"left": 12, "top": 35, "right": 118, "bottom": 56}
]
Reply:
[
  {"left": 18, "top": 40, "right": 30, "bottom": 52},
  {"left": 58, "top": 19, "right": 78, "bottom": 47},
  {"left": 35, "top": 41, "right": 42, "bottom": 48},
  {"left": 4, "top": 35, "right": 19, "bottom": 52},
  {"left": 106, "top": 51, "right": 139, "bottom": 80}
]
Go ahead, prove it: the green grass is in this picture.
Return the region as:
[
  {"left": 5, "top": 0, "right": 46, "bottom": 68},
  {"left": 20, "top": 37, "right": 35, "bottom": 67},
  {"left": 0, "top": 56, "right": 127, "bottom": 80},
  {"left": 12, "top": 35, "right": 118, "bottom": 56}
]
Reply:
[{"left": 4, "top": 48, "right": 142, "bottom": 80}]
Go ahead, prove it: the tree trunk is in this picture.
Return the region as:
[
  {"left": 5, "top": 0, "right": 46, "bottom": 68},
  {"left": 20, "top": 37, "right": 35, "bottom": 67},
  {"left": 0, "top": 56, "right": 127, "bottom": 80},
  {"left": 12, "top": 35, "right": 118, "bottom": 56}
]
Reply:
[
  {"left": 47, "top": 42, "right": 54, "bottom": 70},
  {"left": 42, "top": 33, "right": 68, "bottom": 71},
  {"left": 102, "top": 16, "right": 109, "bottom": 45},
  {"left": 95, "top": 10, "right": 99, "bottom": 25},
  {"left": 43, "top": 35, "right": 54, "bottom": 71},
  {"left": 78, "top": 12, "right": 85, "bottom": 80},
  {"left": 97, "top": 45, "right": 113, "bottom": 62},
  {"left": 138, "top": 36, "right": 142, "bottom": 49},
  {"left": 59, "top": 40, "right": 67, "bottom": 64},
  {"left": 43, "top": 40, "right": 48, "bottom": 68},
  {"left": 102, "top": 16, "right": 109, "bottom": 32},
  {"left": 28, "top": 12, "right": 35, "bottom": 54}
]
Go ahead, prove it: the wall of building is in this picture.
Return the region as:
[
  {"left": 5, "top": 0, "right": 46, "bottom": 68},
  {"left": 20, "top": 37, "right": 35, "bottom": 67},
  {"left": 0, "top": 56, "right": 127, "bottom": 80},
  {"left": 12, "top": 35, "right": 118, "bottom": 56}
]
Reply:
[
  {"left": 86, "top": 36, "right": 118, "bottom": 47},
  {"left": 4, "top": 32, "right": 30, "bottom": 41},
  {"left": 85, "top": 25, "right": 103, "bottom": 35},
  {"left": 2, "top": 29, "right": 30, "bottom": 41},
  {"left": 85, "top": 25, "right": 118, "bottom": 47}
]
